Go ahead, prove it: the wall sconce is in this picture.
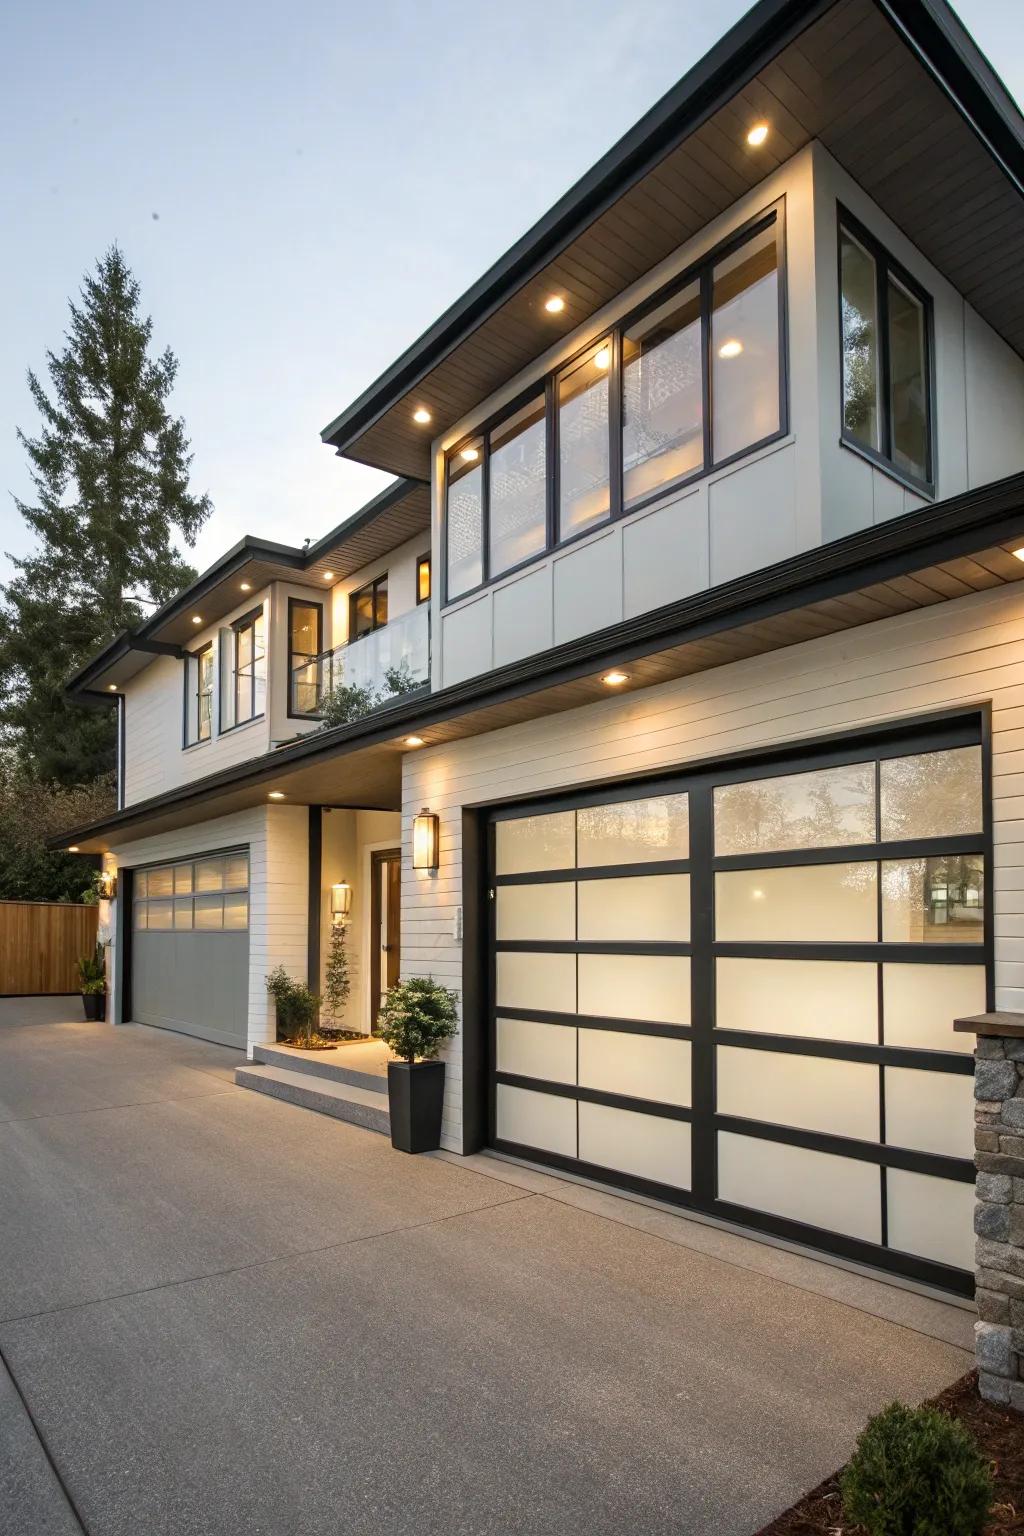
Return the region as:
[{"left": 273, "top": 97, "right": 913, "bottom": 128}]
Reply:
[
  {"left": 98, "top": 870, "right": 118, "bottom": 900},
  {"left": 330, "top": 881, "right": 352, "bottom": 924},
  {"left": 412, "top": 807, "right": 439, "bottom": 871}
]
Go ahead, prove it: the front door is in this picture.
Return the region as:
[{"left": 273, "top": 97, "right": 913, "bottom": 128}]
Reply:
[{"left": 370, "top": 849, "right": 401, "bottom": 1028}]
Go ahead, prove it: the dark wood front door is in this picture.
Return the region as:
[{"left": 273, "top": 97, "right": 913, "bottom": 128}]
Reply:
[{"left": 370, "top": 849, "right": 401, "bottom": 1028}]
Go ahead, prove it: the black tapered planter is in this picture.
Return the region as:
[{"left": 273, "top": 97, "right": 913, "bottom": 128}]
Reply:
[
  {"left": 81, "top": 992, "right": 105, "bottom": 1022},
  {"left": 387, "top": 1060, "right": 445, "bottom": 1153}
]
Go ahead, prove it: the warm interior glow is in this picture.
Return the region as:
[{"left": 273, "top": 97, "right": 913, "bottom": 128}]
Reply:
[
  {"left": 413, "top": 407, "right": 432, "bottom": 424},
  {"left": 594, "top": 346, "right": 611, "bottom": 371},
  {"left": 268, "top": 791, "right": 286, "bottom": 800},
  {"left": 544, "top": 295, "right": 565, "bottom": 314},
  {"left": 1013, "top": 547, "right": 1024, "bottom": 562},
  {"left": 460, "top": 446, "right": 480, "bottom": 462},
  {"left": 747, "top": 123, "right": 769, "bottom": 147},
  {"left": 405, "top": 735, "right": 425, "bottom": 747},
  {"left": 602, "top": 670, "right": 629, "bottom": 686},
  {"left": 718, "top": 338, "right": 743, "bottom": 359}
]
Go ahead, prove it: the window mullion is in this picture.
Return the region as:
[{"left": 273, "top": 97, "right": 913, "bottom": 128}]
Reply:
[
  {"left": 482, "top": 435, "right": 491, "bottom": 584},
  {"left": 700, "top": 265, "right": 713, "bottom": 471},
  {"left": 878, "top": 256, "right": 894, "bottom": 464},
  {"left": 609, "top": 329, "right": 623, "bottom": 520}
]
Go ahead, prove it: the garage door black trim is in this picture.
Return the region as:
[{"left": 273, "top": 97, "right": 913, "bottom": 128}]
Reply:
[{"left": 495, "top": 1072, "right": 692, "bottom": 1120}]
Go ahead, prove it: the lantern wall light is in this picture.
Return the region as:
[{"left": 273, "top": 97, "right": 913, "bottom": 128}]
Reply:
[
  {"left": 412, "top": 808, "right": 440, "bottom": 871},
  {"left": 330, "top": 881, "right": 352, "bottom": 923},
  {"left": 99, "top": 869, "right": 118, "bottom": 900}
]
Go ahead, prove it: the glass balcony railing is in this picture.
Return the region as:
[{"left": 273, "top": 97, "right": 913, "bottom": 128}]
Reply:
[{"left": 290, "top": 603, "right": 429, "bottom": 724}]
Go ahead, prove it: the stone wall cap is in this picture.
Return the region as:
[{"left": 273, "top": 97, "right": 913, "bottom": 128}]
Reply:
[{"left": 955, "top": 1012, "right": 1024, "bottom": 1038}]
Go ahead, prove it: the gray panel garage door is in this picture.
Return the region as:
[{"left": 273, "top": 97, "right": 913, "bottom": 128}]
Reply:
[
  {"left": 131, "top": 849, "right": 249, "bottom": 1049},
  {"left": 488, "top": 718, "right": 988, "bottom": 1296}
]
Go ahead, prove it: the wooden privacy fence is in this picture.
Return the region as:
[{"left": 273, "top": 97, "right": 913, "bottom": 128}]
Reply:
[{"left": 0, "top": 901, "right": 99, "bottom": 996}]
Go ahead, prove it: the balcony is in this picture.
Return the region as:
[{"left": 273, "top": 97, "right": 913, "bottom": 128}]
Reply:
[{"left": 291, "top": 603, "right": 429, "bottom": 725}]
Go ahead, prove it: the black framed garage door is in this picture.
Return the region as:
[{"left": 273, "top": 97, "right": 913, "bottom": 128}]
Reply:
[
  {"left": 130, "top": 848, "right": 250, "bottom": 1049},
  {"left": 487, "top": 715, "right": 989, "bottom": 1295}
]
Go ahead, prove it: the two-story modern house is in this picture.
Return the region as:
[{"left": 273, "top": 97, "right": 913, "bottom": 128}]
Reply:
[{"left": 58, "top": 0, "right": 1024, "bottom": 1299}]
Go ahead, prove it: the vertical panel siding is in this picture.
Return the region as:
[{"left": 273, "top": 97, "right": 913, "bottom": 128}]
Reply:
[{"left": 403, "top": 581, "right": 1024, "bottom": 1151}]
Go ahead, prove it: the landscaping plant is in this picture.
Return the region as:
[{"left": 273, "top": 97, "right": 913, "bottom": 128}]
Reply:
[
  {"left": 375, "top": 976, "right": 458, "bottom": 1062},
  {"left": 322, "top": 922, "right": 352, "bottom": 1030},
  {"left": 840, "top": 1400, "right": 993, "bottom": 1536},
  {"left": 77, "top": 944, "right": 106, "bottom": 995},
  {"left": 265, "top": 966, "right": 322, "bottom": 1048}
]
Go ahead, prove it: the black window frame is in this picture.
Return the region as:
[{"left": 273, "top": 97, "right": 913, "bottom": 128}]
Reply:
[
  {"left": 442, "top": 200, "right": 788, "bottom": 608},
  {"left": 229, "top": 605, "right": 266, "bottom": 730},
  {"left": 416, "top": 552, "right": 432, "bottom": 605},
  {"left": 349, "top": 574, "right": 388, "bottom": 640},
  {"left": 838, "top": 205, "right": 935, "bottom": 496},
  {"left": 287, "top": 596, "right": 324, "bottom": 721},
  {"left": 182, "top": 641, "right": 214, "bottom": 749}
]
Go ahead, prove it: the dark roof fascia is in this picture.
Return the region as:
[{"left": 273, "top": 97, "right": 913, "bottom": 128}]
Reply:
[
  {"left": 319, "top": 0, "right": 833, "bottom": 454},
  {"left": 65, "top": 477, "right": 425, "bottom": 695},
  {"left": 51, "top": 468, "right": 1024, "bottom": 849},
  {"left": 320, "top": 0, "right": 1024, "bottom": 464}
]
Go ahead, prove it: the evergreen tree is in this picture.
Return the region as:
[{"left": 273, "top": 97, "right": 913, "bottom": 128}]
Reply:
[
  {"left": 0, "top": 246, "right": 212, "bottom": 784},
  {"left": 323, "top": 922, "right": 352, "bottom": 1029}
]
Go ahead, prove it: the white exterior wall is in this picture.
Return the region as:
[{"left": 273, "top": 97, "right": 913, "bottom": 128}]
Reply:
[
  {"left": 106, "top": 802, "right": 309, "bottom": 1054},
  {"left": 403, "top": 580, "right": 1024, "bottom": 1152},
  {"left": 428, "top": 141, "right": 1024, "bottom": 693},
  {"left": 319, "top": 807, "right": 401, "bottom": 1032},
  {"left": 330, "top": 533, "right": 425, "bottom": 643}
]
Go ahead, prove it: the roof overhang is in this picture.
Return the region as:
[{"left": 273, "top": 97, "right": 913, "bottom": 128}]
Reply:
[
  {"left": 67, "top": 478, "right": 430, "bottom": 699},
  {"left": 54, "top": 469, "right": 1024, "bottom": 854},
  {"left": 321, "top": 0, "right": 1024, "bottom": 480}
]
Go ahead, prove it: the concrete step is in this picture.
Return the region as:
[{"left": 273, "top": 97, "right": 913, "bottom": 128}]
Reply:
[
  {"left": 251, "top": 1043, "right": 388, "bottom": 1096},
  {"left": 236, "top": 1064, "right": 390, "bottom": 1136}
]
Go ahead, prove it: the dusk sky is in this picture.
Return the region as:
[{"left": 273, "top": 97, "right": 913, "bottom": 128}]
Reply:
[{"left": 1, "top": 0, "right": 1021, "bottom": 588}]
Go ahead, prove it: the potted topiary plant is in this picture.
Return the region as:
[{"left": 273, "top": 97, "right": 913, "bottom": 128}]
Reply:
[
  {"left": 375, "top": 976, "right": 458, "bottom": 1153},
  {"left": 77, "top": 944, "right": 107, "bottom": 1021}
]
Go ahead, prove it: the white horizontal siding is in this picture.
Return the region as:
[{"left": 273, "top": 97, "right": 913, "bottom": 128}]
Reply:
[{"left": 402, "top": 580, "right": 1024, "bottom": 1151}]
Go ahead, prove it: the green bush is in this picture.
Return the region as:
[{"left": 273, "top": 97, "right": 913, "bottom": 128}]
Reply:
[
  {"left": 840, "top": 1401, "right": 992, "bottom": 1536},
  {"left": 77, "top": 943, "right": 106, "bottom": 995},
  {"left": 375, "top": 976, "right": 458, "bottom": 1063},
  {"left": 265, "top": 966, "right": 321, "bottom": 1046}
]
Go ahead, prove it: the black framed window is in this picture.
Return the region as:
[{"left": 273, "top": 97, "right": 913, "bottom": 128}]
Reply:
[
  {"left": 444, "top": 203, "right": 786, "bottom": 605},
  {"left": 840, "top": 210, "right": 933, "bottom": 491},
  {"left": 232, "top": 607, "right": 266, "bottom": 726},
  {"left": 288, "top": 598, "right": 323, "bottom": 718},
  {"left": 416, "top": 553, "right": 431, "bottom": 605},
  {"left": 349, "top": 575, "right": 388, "bottom": 640},
  {"left": 183, "top": 643, "right": 214, "bottom": 747}
]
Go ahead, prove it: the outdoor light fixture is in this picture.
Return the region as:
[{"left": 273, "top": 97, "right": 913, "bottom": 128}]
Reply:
[
  {"left": 323, "top": 571, "right": 334, "bottom": 581},
  {"left": 67, "top": 846, "right": 80, "bottom": 853},
  {"left": 594, "top": 346, "right": 611, "bottom": 371},
  {"left": 240, "top": 581, "right": 252, "bottom": 592},
  {"left": 460, "top": 446, "right": 479, "bottom": 462},
  {"left": 404, "top": 736, "right": 425, "bottom": 747},
  {"left": 330, "top": 881, "right": 352, "bottom": 923},
  {"left": 98, "top": 870, "right": 118, "bottom": 900},
  {"left": 413, "top": 407, "right": 432, "bottom": 425},
  {"left": 746, "top": 123, "right": 769, "bottom": 146},
  {"left": 412, "top": 807, "right": 440, "bottom": 871},
  {"left": 1013, "top": 547, "right": 1024, "bottom": 562},
  {"left": 191, "top": 615, "right": 202, "bottom": 625},
  {"left": 544, "top": 295, "right": 565, "bottom": 314},
  {"left": 602, "top": 670, "right": 629, "bottom": 686},
  {"left": 107, "top": 684, "right": 117, "bottom": 692},
  {"left": 268, "top": 791, "right": 286, "bottom": 800},
  {"left": 718, "top": 339, "right": 743, "bottom": 359}
]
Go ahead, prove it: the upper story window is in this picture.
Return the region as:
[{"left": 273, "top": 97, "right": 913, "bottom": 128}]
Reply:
[
  {"left": 231, "top": 607, "right": 266, "bottom": 726},
  {"left": 183, "top": 643, "right": 213, "bottom": 747},
  {"left": 839, "top": 211, "right": 933, "bottom": 491},
  {"left": 350, "top": 575, "right": 388, "bottom": 640},
  {"left": 444, "top": 204, "right": 785, "bottom": 605},
  {"left": 289, "top": 598, "right": 322, "bottom": 718},
  {"left": 416, "top": 553, "right": 431, "bottom": 604}
]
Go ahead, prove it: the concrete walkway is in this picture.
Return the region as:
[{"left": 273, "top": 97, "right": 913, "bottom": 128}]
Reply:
[{"left": 0, "top": 999, "right": 972, "bottom": 1536}]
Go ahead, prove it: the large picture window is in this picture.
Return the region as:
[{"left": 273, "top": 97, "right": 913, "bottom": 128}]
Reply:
[
  {"left": 349, "top": 574, "right": 388, "bottom": 640},
  {"left": 288, "top": 598, "right": 322, "bottom": 718},
  {"left": 840, "top": 211, "right": 932, "bottom": 490},
  {"left": 232, "top": 608, "right": 266, "bottom": 726},
  {"left": 444, "top": 205, "right": 785, "bottom": 604}
]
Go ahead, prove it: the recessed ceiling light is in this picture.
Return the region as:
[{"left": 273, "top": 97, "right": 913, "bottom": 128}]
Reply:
[
  {"left": 191, "top": 615, "right": 202, "bottom": 625},
  {"left": 544, "top": 295, "right": 566, "bottom": 314},
  {"left": 460, "top": 446, "right": 480, "bottom": 462},
  {"left": 594, "top": 346, "right": 611, "bottom": 371},
  {"left": 1013, "top": 547, "right": 1024, "bottom": 562},
  {"left": 67, "top": 845, "right": 80, "bottom": 853},
  {"left": 107, "top": 684, "right": 117, "bottom": 692},
  {"left": 602, "top": 670, "right": 629, "bottom": 687},
  {"left": 413, "top": 407, "right": 432, "bottom": 425},
  {"left": 746, "top": 123, "right": 769, "bottom": 147},
  {"left": 323, "top": 571, "right": 334, "bottom": 580},
  {"left": 240, "top": 581, "right": 252, "bottom": 592},
  {"left": 268, "top": 791, "right": 286, "bottom": 800},
  {"left": 404, "top": 735, "right": 425, "bottom": 747},
  {"left": 718, "top": 339, "right": 743, "bottom": 359}
]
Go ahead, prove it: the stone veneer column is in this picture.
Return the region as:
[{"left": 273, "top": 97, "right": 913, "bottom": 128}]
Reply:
[{"left": 958, "top": 1011, "right": 1024, "bottom": 1407}]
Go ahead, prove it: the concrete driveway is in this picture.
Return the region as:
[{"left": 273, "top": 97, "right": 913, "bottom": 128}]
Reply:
[{"left": 0, "top": 1000, "right": 973, "bottom": 1536}]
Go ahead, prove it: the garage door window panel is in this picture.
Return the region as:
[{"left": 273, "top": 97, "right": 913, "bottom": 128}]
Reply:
[
  {"left": 716, "top": 862, "right": 878, "bottom": 943},
  {"left": 716, "top": 957, "right": 877, "bottom": 1043},
  {"left": 577, "top": 793, "right": 689, "bottom": 866},
  {"left": 714, "top": 763, "right": 875, "bottom": 855}
]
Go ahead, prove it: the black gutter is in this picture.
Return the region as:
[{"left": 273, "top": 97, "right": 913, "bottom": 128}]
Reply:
[
  {"left": 49, "top": 468, "right": 1024, "bottom": 849},
  {"left": 319, "top": 0, "right": 1024, "bottom": 459}
]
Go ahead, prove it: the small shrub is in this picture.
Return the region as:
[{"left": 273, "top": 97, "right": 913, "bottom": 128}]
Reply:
[
  {"left": 77, "top": 943, "right": 106, "bottom": 994},
  {"left": 375, "top": 976, "right": 458, "bottom": 1063},
  {"left": 266, "top": 966, "right": 321, "bottom": 1047},
  {"left": 840, "top": 1401, "right": 993, "bottom": 1536}
]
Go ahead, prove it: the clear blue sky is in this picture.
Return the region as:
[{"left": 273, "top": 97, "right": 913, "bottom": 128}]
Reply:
[{"left": 1, "top": 0, "right": 1020, "bottom": 587}]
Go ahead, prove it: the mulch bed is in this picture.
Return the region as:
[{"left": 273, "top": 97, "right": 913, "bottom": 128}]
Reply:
[{"left": 755, "top": 1371, "right": 1024, "bottom": 1535}]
